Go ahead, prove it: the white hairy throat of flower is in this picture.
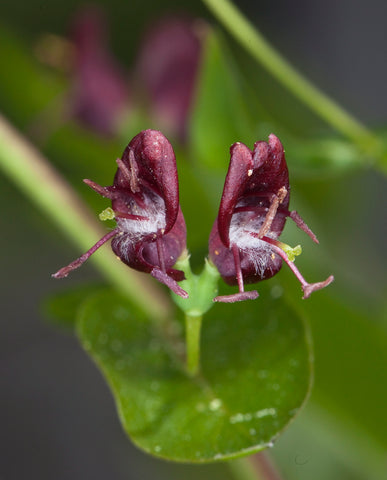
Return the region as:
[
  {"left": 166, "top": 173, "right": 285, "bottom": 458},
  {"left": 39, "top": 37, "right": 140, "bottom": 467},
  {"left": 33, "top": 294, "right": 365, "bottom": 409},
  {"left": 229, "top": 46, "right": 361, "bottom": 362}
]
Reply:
[
  {"left": 229, "top": 208, "right": 277, "bottom": 277},
  {"left": 116, "top": 190, "right": 166, "bottom": 241}
]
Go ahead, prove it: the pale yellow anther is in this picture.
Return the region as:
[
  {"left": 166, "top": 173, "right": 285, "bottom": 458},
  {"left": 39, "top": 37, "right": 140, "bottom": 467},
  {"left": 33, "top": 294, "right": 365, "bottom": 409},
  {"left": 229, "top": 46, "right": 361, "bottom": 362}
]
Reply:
[
  {"left": 99, "top": 207, "right": 115, "bottom": 221},
  {"left": 281, "top": 243, "right": 302, "bottom": 262}
]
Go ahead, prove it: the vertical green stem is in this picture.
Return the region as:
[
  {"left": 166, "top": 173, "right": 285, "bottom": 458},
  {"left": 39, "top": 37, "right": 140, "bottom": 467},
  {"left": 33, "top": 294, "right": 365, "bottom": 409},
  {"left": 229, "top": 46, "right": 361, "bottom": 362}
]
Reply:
[
  {"left": 229, "top": 457, "right": 262, "bottom": 480},
  {"left": 185, "top": 314, "right": 203, "bottom": 376},
  {"left": 202, "top": 0, "right": 383, "bottom": 158}
]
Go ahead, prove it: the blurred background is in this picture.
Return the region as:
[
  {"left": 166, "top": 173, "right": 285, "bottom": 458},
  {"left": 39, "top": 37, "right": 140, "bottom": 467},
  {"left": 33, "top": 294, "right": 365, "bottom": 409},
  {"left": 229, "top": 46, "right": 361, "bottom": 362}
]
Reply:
[{"left": 0, "top": 0, "right": 386, "bottom": 479}]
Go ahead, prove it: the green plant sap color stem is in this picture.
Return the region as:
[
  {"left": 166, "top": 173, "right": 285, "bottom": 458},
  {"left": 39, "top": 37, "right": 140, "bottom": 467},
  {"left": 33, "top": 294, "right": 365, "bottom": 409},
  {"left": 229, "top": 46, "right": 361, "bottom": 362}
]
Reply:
[
  {"left": 172, "top": 256, "right": 220, "bottom": 373},
  {"left": 0, "top": 114, "right": 170, "bottom": 319},
  {"left": 185, "top": 313, "right": 203, "bottom": 376},
  {"left": 202, "top": 0, "right": 383, "bottom": 158}
]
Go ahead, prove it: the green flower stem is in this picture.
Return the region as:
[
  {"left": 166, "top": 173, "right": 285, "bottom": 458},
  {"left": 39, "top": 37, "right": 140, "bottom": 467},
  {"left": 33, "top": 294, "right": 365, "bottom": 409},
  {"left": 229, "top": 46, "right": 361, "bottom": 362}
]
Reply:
[
  {"left": 172, "top": 255, "right": 220, "bottom": 374},
  {"left": 173, "top": 255, "right": 220, "bottom": 316},
  {"left": 185, "top": 313, "right": 203, "bottom": 376},
  {"left": 229, "top": 457, "right": 263, "bottom": 480},
  {"left": 202, "top": 0, "right": 383, "bottom": 158},
  {"left": 0, "top": 114, "right": 170, "bottom": 319}
]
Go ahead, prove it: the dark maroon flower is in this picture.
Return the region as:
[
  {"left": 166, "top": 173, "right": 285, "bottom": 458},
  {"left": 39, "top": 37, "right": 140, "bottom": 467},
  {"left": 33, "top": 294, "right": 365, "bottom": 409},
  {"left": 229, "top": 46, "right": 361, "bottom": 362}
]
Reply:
[
  {"left": 209, "top": 134, "right": 334, "bottom": 303},
  {"left": 69, "top": 6, "right": 129, "bottom": 136},
  {"left": 136, "top": 16, "right": 203, "bottom": 142},
  {"left": 53, "top": 129, "right": 188, "bottom": 298}
]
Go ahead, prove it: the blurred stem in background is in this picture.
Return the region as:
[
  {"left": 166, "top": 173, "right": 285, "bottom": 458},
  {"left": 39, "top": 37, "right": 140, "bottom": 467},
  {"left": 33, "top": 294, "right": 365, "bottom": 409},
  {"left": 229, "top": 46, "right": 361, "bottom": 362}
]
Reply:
[
  {"left": 231, "top": 453, "right": 284, "bottom": 480},
  {"left": 201, "top": 0, "right": 386, "bottom": 165}
]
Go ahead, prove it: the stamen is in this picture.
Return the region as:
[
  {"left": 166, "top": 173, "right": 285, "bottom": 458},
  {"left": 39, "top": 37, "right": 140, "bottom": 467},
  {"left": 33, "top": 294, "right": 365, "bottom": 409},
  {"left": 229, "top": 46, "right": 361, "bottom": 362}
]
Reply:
[
  {"left": 116, "top": 154, "right": 145, "bottom": 200},
  {"left": 233, "top": 243, "right": 245, "bottom": 294},
  {"left": 116, "top": 149, "right": 140, "bottom": 193},
  {"left": 250, "top": 234, "right": 302, "bottom": 262},
  {"left": 213, "top": 244, "right": 259, "bottom": 303},
  {"left": 214, "top": 291, "right": 259, "bottom": 303},
  {"left": 289, "top": 210, "right": 319, "bottom": 244},
  {"left": 261, "top": 236, "right": 334, "bottom": 299},
  {"left": 86, "top": 177, "right": 147, "bottom": 209},
  {"left": 257, "top": 186, "right": 287, "bottom": 238},
  {"left": 151, "top": 268, "right": 189, "bottom": 298},
  {"left": 156, "top": 233, "right": 166, "bottom": 272},
  {"left": 52, "top": 228, "right": 119, "bottom": 278},
  {"left": 114, "top": 211, "right": 149, "bottom": 221},
  {"left": 84, "top": 179, "right": 115, "bottom": 198},
  {"left": 233, "top": 205, "right": 267, "bottom": 214}
]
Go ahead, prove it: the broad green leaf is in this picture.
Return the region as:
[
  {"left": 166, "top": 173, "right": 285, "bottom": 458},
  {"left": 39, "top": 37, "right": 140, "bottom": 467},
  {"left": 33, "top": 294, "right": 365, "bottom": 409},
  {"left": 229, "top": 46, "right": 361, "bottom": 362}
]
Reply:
[
  {"left": 283, "top": 135, "right": 365, "bottom": 178},
  {"left": 76, "top": 286, "right": 312, "bottom": 462}
]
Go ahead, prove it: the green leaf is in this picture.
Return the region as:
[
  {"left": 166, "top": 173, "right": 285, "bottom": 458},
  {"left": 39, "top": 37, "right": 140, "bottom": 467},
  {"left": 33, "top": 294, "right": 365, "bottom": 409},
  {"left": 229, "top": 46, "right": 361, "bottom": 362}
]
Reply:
[
  {"left": 308, "top": 295, "right": 387, "bottom": 454},
  {"left": 189, "top": 29, "right": 257, "bottom": 172},
  {"left": 375, "top": 126, "right": 387, "bottom": 175},
  {"left": 76, "top": 286, "right": 312, "bottom": 463},
  {"left": 42, "top": 284, "right": 104, "bottom": 331},
  {"left": 0, "top": 26, "right": 65, "bottom": 126},
  {"left": 273, "top": 264, "right": 387, "bottom": 479},
  {"left": 188, "top": 27, "right": 387, "bottom": 179},
  {"left": 284, "top": 135, "right": 369, "bottom": 178}
]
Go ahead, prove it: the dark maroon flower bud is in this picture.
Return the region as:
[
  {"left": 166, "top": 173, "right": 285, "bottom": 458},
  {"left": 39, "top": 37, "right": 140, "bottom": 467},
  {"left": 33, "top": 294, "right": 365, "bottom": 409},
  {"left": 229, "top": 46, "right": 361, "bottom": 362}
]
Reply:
[
  {"left": 136, "top": 16, "right": 203, "bottom": 142},
  {"left": 209, "top": 134, "right": 334, "bottom": 303},
  {"left": 69, "top": 6, "right": 129, "bottom": 136},
  {"left": 53, "top": 129, "right": 188, "bottom": 298}
]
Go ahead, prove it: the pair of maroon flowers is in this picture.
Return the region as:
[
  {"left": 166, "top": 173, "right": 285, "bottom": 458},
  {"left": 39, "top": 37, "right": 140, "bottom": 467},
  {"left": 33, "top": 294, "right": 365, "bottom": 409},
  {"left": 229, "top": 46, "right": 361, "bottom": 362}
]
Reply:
[{"left": 53, "top": 129, "right": 333, "bottom": 302}]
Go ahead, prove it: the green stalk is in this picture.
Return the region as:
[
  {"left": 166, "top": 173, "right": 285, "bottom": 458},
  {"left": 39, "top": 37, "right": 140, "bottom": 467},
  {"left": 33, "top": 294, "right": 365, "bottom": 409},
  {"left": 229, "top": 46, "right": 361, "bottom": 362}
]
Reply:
[
  {"left": 0, "top": 114, "right": 170, "bottom": 319},
  {"left": 229, "top": 457, "right": 261, "bottom": 480},
  {"left": 202, "top": 0, "right": 383, "bottom": 158},
  {"left": 185, "top": 313, "right": 203, "bottom": 376}
]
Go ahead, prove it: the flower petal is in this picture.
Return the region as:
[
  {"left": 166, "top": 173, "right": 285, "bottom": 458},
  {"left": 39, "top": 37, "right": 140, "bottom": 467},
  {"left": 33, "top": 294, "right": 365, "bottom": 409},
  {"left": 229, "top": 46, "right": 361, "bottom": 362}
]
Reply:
[{"left": 217, "top": 142, "right": 253, "bottom": 247}]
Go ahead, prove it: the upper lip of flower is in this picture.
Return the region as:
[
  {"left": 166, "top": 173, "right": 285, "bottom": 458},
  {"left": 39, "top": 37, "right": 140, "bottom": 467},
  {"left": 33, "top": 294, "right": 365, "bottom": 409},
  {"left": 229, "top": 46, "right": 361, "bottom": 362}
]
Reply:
[
  {"left": 217, "top": 135, "right": 290, "bottom": 249},
  {"left": 118, "top": 129, "right": 180, "bottom": 234}
]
